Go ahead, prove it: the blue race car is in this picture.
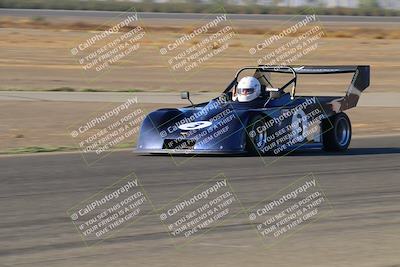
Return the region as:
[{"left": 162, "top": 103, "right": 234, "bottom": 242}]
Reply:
[{"left": 137, "top": 65, "right": 370, "bottom": 155}]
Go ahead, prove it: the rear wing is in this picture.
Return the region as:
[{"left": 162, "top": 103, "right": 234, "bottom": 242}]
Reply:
[{"left": 232, "top": 65, "right": 370, "bottom": 110}]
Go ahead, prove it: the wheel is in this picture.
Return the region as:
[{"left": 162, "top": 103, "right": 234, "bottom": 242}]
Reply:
[
  {"left": 246, "top": 115, "right": 269, "bottom": 155},
  {"left": 322, "top": 112, "right": 352, "bottom": 152}
]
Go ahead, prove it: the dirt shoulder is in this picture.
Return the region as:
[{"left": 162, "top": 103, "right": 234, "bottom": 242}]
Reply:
[{"left": 1, "top": 100, "right": 398, "bottom": 153}]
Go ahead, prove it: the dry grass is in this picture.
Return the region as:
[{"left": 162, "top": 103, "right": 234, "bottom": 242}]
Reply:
[
  {"left": 1, "top": 17, "right": 400, "bottom": 39},
  {"left": 0, "top": 16, "right": 399, "bottom": 151},
  {"left": 0, "top": 17, "right": 399, "bottom": 93},
  {"left": 0, "top": 100, "right": 398, "bottom": 152}
]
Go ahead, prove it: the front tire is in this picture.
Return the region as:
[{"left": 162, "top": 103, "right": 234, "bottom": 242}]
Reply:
[{"left": 322, "top": 112, "right": 352, "bottom": 152}]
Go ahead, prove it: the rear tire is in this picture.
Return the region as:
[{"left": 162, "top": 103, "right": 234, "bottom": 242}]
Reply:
[{"left": 322, "top": 112, "right": 352, "bottom": 152}]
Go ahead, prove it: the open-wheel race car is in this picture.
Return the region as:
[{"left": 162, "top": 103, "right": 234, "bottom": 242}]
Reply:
[{"left": 136, "top": 65, "right": 370, "bottom": 155}]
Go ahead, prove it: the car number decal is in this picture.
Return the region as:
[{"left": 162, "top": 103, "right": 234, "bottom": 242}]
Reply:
[
  {"left": 178, "top": 121, "right": 212, "bottom": 131},
  {"left": 291, "top": 109, "right": 308, "bottom": 143}
]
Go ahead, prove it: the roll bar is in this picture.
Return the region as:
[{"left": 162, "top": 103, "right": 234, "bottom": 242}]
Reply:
[
  {"left": 227, "top": 66, "right": 298, "bottom": 100},
  {"left": 224, "top": 65, "right": 370, "bottom": 104}
]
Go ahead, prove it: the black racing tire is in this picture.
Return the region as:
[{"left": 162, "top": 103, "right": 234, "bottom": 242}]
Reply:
[
  {"left": 246, "top": 115, "right": 269, "bottom": 155},
  {"left": 322, "top": 112, "right": 352, "bottom": 152}
]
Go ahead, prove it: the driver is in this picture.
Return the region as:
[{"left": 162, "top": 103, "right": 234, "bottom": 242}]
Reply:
[{"left": 235, "top": 76, "right": 261, "bottom": 102}]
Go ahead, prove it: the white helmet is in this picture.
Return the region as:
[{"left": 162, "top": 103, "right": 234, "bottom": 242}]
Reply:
[{"left": 236, "top": 76, "right": 261, "bottom": 102}]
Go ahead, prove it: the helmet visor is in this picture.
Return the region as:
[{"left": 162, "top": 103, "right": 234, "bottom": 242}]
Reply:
[{"left": 238, "top": 87, "right": 255, "bottom": 96}]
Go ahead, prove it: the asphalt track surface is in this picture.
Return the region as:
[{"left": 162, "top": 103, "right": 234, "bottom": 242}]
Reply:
[
  {"left": 1, "top": 135, "right": 399, "bottom": 266},
  {"left": 1, "top": 9, "right": 400, "bottom": 23}
]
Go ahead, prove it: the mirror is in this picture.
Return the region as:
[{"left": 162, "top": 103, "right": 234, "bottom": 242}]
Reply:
[
  {"left": 180, "top": 91, "right": 189, "bottom": 99},
  {"left": 180, "top": 91, "right": 194, "bottom": 106}
]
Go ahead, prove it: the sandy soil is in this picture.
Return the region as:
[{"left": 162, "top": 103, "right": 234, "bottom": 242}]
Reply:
[
  {"left": 0, "top": 101, "right": 174, "bottom": 151},
  {"left": 0, "top": 17, "right": 399, "bottom": 151},
  {"left": 0, "top": 100, "right": 398, "bottom": 152},
  {"left": 0, "top": 18, "right": 399, "bottom": 93}
]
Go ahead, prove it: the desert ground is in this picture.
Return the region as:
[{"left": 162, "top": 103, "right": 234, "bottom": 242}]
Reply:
[
  {"left": 1, "top": 11, "right": 400, "bottom": 267},
  {"left": 1, "top": 96, "right": 399, "bottom": 153},
  {"left": 0, "top": 15, "right": 399, "bottom": 92},
  {"left": 0, "top": 13, "right": 399, "bottom": 153}
]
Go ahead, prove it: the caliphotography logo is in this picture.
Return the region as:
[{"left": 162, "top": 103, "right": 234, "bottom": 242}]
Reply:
[{"left": 1, "top": 1, "right": 399, "bottom": 267}]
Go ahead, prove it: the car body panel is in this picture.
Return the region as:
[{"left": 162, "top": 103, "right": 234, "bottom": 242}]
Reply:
[{"left": 136, "top": 65, "right": 370, "bottom": 154}]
